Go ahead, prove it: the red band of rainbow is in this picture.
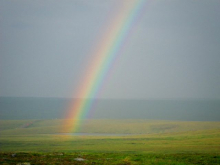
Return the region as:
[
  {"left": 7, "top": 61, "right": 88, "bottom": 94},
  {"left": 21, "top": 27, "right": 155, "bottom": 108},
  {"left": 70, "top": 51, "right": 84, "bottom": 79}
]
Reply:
[{"left": 63, "top": 0, "right": 149, "bottom": 133}]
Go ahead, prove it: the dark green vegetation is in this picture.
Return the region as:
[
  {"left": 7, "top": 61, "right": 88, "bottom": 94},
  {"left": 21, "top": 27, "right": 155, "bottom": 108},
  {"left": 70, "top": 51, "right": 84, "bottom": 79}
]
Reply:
[
  {"left": 0, "top": 119, "right": 220, "bottom": 164},
  {"left": 1, "top": 152, "right": 220, "bottom": 165}
]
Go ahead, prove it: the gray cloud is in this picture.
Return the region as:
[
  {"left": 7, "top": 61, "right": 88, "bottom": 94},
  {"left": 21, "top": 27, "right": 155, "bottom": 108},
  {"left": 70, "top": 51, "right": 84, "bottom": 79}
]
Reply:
[{"left": 0, "top": 0, "right": 220, "bottom": 99}]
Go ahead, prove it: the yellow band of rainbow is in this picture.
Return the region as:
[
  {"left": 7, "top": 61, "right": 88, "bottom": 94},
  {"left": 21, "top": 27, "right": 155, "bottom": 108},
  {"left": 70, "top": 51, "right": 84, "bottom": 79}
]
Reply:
[{"left": 63, "top": 0, "right": 149, "bottom": 133}]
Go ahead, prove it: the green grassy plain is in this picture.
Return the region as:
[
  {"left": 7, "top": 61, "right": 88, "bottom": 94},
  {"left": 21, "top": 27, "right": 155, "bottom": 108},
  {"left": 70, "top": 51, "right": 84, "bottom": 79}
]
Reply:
[{"left": 0, "top": 119, "right": 220, "bottom": 164}]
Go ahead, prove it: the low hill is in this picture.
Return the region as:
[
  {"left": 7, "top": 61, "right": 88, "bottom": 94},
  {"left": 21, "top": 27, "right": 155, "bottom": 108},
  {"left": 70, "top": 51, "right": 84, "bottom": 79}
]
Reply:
[{"left": 1, "top": 119, "right": 220, "bottom": 136}]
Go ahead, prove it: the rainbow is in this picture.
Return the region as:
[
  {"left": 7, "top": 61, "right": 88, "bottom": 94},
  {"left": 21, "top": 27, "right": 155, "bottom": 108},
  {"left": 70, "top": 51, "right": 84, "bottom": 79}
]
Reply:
[{"left": 63, "top": 0, "right": 148, "bottom": 133}]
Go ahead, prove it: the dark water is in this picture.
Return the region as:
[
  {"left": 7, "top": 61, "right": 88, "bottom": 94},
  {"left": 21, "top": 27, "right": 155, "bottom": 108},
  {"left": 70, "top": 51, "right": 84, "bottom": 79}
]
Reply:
[
  {"left": 57, "top": 133, "right": 136, "bottom": 136},
  {"left": 0, "top": 97, "right": 220, "bottom": 121}
]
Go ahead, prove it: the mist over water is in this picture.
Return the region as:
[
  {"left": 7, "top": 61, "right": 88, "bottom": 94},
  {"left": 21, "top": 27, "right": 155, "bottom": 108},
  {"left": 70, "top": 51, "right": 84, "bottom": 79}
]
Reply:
[{"left": 0, "top": 97, "right": 219, "bottom": 121}]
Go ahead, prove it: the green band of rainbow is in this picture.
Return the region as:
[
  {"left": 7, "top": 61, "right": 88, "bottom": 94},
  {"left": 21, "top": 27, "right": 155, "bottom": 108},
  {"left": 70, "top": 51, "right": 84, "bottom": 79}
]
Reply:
[{"left": 63, "top": 0, "right": 148, "bottom": 133}]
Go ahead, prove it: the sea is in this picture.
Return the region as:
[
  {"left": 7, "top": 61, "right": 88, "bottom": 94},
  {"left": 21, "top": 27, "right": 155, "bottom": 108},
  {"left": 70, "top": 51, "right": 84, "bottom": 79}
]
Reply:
[{"left": 0, "top": 97, "right": 220, "bottom": 121}]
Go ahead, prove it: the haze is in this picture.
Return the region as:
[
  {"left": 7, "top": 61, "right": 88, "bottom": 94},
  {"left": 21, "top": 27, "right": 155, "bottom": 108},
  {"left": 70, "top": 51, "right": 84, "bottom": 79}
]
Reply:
[{"left": 0, "top": 0, "right": 220, "bottom": 100}]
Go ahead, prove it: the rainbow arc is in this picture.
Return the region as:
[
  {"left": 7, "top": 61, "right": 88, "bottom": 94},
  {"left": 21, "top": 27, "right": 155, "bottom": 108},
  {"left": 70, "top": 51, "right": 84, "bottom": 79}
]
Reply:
[{"left": 63, "top": 0, "right": 149, "bottom": 133}]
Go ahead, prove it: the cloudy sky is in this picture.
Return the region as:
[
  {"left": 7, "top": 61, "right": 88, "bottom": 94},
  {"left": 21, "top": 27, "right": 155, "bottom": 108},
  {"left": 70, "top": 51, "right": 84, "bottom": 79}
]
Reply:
[{"left": 0, "top": 0, "right": 220, "bottom": 99}]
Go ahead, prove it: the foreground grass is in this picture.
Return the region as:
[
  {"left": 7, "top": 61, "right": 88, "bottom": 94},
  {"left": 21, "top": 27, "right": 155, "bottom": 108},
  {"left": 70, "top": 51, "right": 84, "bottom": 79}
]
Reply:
[
  {"left": 0, "top": 119, "right": 220, "bottom": 164},
  {"left": 1, "top": 129, "right": 220, "bottom": 153},
  {"left": 1, "top": 152, "right": 220, "bottom": 165}
]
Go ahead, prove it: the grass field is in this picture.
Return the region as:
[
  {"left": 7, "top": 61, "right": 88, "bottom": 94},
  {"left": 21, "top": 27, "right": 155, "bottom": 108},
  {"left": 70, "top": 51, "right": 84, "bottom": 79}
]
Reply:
[{"left": 0, "top": 119, "right": 220, "bottom": 164}]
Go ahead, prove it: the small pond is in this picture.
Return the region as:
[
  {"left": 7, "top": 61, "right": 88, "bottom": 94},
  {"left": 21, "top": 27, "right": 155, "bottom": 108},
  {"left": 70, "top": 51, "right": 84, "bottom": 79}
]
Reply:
[{"left": 57, "top": 133, "right": 139, "bottom": 136}]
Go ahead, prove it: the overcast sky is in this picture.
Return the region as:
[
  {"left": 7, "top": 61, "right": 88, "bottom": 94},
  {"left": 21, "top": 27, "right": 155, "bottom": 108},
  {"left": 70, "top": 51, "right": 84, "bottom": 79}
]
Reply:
[{"left": 0, "top": 0, "right": 220, "bottom": 99}]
